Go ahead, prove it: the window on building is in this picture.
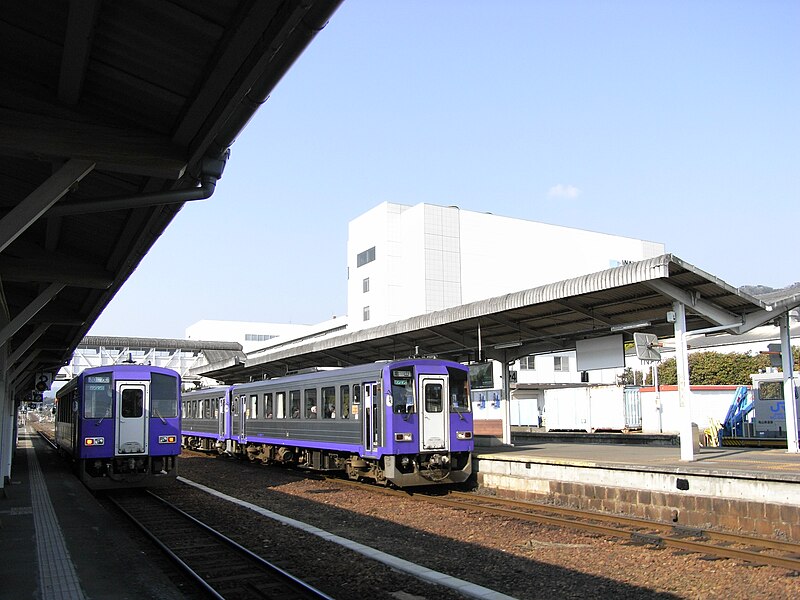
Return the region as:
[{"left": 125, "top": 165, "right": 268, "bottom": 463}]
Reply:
[
  {"left": 519, "top": 356, "right": 536, "bottom": 370},
  {"left": 357, "top": 246, "right": 376, "bottom": 267},
  {"left": 363, "top": 306, "right": 370, "bottom": 321},
  {"left": 363, "top": 277, "right": 370, "bottom": 293},
  {"left": 554, "top": 356, "right": 570, "bottom": 372},
  {"left": 245, "top": 333, "right": 277, "bottom": 342}
]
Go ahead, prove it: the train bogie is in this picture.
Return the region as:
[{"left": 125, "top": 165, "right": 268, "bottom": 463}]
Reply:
[
  {"left": 55, "top": 365, "right": 182, "bottom": 490},
  {"left": 182, "top": 359, "right": 474, "bottom": 487}
]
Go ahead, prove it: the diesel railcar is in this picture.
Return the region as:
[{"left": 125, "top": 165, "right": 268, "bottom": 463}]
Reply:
[
  {"left": 182, "top": 358, "right": 473, "bottom": 487},
  {"left": 55, "top": 364, "right": 181, "bottom": 489}
]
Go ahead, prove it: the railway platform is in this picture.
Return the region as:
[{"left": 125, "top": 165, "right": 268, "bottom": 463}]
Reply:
[
  {"left": 473, "top": 438, "right": 800, "bottom": 542},
  {"left": 0, "top": 427, "right": 184, "bottom": 600}
]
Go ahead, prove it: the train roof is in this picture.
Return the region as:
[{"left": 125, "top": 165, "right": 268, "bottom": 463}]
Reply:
[{"left": 222, "top": 358, "right": 468, "bottom": 391}]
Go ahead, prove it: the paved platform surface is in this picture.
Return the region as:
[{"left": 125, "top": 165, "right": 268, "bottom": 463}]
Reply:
[
  {"left": 476, "top": 440, "right": 800, "bottom": 482},
  {"left": 0, "top": 428, "right": 185, "bottom": 600}
]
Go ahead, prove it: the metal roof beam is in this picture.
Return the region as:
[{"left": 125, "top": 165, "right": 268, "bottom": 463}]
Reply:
[
  {"left": 0, "top": 159, "right": 94, "bottom": 253},
  {"left": 554, "top": 298, "right": 617, "bottom": 326},
  {"left": 483, "top": 313, "right": 542, "bottom": 340},
  {"left": 0, "top": 107, "right": 186, "bottom": 179},
  {"left": 0, "top": 283, "right": 66, "bottom": 347},
  {"left": 59, "top": 0, "right": 101, "bottom": 105},
  {"left": 644, "top": 280, "right": 742, "bottom": 331},
  {"left": 0, "top": 255, "right": 114, "bottom": 289}
]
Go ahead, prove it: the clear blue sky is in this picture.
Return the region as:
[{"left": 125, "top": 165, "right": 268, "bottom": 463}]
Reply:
[{"left": 89, "top": 0, "right": 799, "bottom": 339}]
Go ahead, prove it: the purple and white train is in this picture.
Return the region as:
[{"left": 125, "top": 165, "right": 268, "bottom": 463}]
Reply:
[
  {"left": 181, "top": 358, "right": 474, "bottom": 487},
  {"left": 55, "top": 365, "right": 181, "bottom": 489}
]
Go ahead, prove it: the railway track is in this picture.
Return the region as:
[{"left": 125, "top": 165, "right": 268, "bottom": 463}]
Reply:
[
  {"left": 327, "top": 477, "right": 800, "bottom": 573},
  {"left": 438, "top": 491, "right": 800, "bottom": 572},
  {"left": 107, "top": 490, "right": 334, "bottom": 600}
]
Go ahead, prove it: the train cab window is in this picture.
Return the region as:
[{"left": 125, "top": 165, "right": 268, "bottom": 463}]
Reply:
[
  {"left": 121, "top": 389, "right": 144, "bottom": 418},
  {"left": 151, "top": 373, "right": 178, "bottom": 418},
  {"left": 276, "top": 392, "right": 286, "bottom": 419},
  {"left": 305, "top": 388, "right": 317, "bottom": 418},
  {"left": 391, "top": 368, "right": 415, "bottom": 414},
  {"left": 339, "top": 385, "right": 350, "bottom": 419},
  {"left": 424, "top": 383, "right": 443, "bottom": 413},
  {"left": 250, "top": 395, "right": 258, "bottom": 419},
  {"left": 321, "top": 387, "right": 336, "bottom": 418},
  {"left": 289, "top": 390, "right": 301, "bottom": 419},
  {"left": 447, "top": 367, "right": 471, "bottom": 413},
  {"left": 264, "top": 393, "right": 273, "bottom": 419},
  {"left": 83, "top": 373, "right": 112, "bottom": 418}
]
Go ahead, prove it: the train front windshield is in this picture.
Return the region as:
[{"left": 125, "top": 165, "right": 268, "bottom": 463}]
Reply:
[
  {"left": 391, "top": 368, "right": 415, "bottom": 414},
  {"left": 151, "top": 372, "right": 179, "bottom": 418},
  {"left": 84, "top": 374, "right": 113, "bottom": 418},
  {"left": 390, "top": 365, "right": 472, "bottom": 415},
  {"left": 447, "top": 367, "right": 471, "bottom": 414}
]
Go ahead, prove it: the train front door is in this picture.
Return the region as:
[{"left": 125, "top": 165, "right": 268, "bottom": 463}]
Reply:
[
  {"left": 420, "top": 376, "right": 447, "bottom": 451},
  {"left": 363, "top": 382, "right": 382, "bottom": 453},
  {"left": 116, "top": 382, "right": 148, "bottom": 454}
]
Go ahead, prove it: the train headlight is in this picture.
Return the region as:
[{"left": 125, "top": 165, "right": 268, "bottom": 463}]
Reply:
[
  {"left": 456, "top": 431, "right": 473, "bottom": 440},
  {"left": 158, "top": 435, "right": 177, "bottom": 444},
  {"left": 394, "top": 432, "right": 413, "bottom": 442},
  {"left": 84, "top": 437, "right": 104, "bottom": 446}
]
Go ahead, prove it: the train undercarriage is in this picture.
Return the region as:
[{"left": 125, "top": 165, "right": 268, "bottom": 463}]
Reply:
[{"left": 181, "top": 434, "right": 472, "bottom": 487}]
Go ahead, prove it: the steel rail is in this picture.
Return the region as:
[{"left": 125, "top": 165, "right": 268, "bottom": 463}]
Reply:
[
  {"left": 107, "top": 490, "right": 335, "bottom": 600},
  {"left": 437, "top": 492, "right": 800, "bottom": 573},
  {"left": 322, "top": 476, "right": 800, "bottom": 572},
  {"left": 448, "top": 490, "right": 800, "bottom": 554}
]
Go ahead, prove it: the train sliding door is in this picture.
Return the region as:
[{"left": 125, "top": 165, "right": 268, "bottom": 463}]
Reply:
[
  {"left": 363, "top": 382, "right": 383, "bottom": 453},
  {"left": 218, "top": 395, "right": 226, "bottom": 440},
  {"left": 116, "top": 382, "right": 148, "bottom": 454},
  {"left": 420, "top": 376, "right": 447, "bottom": 451}
]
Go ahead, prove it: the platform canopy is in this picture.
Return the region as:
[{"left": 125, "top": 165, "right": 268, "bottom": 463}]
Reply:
[
  {"left": 199, "top": 254, "right": 800, "bottom": 383},
  {"left": 0, "top": 1, "right": 343, "bottom": 398}
]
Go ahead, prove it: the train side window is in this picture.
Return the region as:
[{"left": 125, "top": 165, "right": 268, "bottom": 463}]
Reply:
[
  {"left": 121, "top": 389, "right": 144, "bottom": 418},
  {"left": 205, "top": 399, "right": 211, "bottom": 419},
  {"left": 322, "top": 386, "right": 335, "bottom": 418},
  {"left": 276, "top": 391, "right": 286, "bottom": 419},
  {"left": 305, "top": 388, "right": 317, "bottom": 418},
  {"left": 289, "top": 390, "right": 300, "bottom": 419},
  {"left": 264, "top": 393, "right": 273, "bottom": 419},
  {"left": 250, "top": 394, "right": 258, "bottom": 419},
  {"left": 340, "top": 385, "right": 350, "bottom": 419}
]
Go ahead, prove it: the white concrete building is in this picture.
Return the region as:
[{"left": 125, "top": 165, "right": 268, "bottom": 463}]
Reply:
[{"left": 347, "top": 202, "right": 665, "bottom": 329}]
